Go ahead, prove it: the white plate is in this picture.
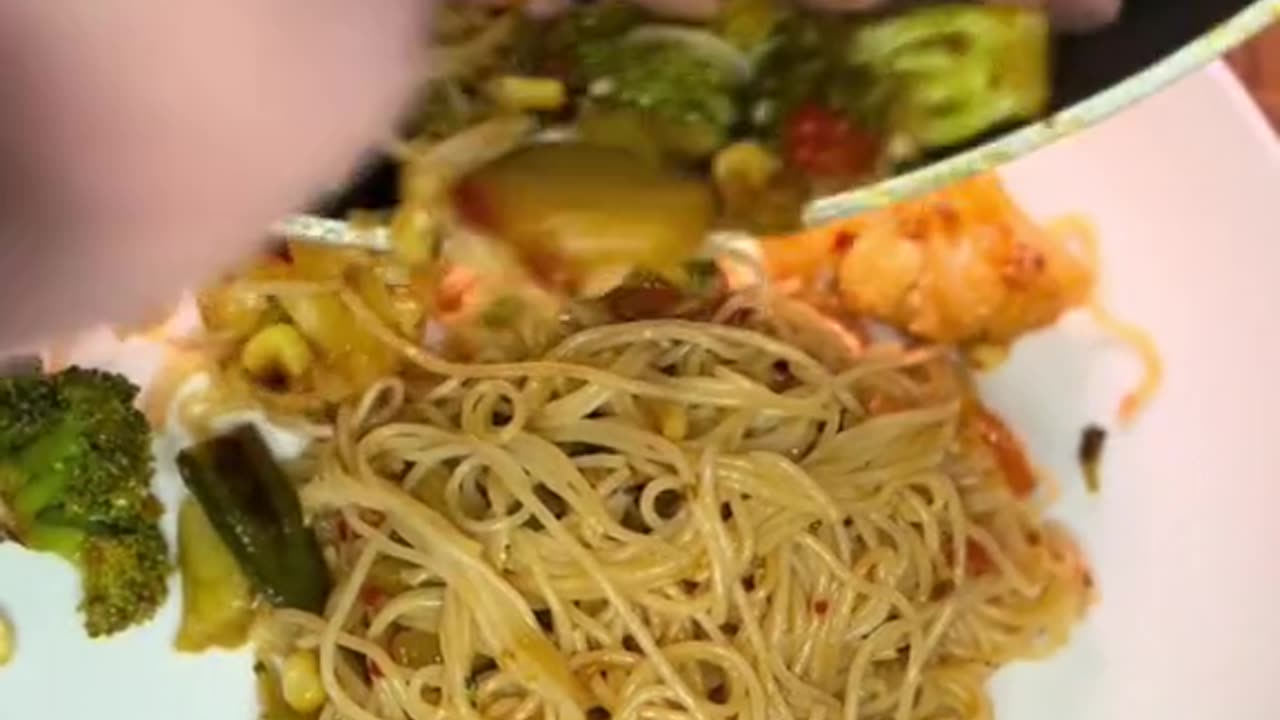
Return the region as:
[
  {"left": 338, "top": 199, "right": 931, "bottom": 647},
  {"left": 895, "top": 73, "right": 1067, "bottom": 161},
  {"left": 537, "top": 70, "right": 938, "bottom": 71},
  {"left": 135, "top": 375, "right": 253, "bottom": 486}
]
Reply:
[{"left": 3, "top": 62, "right": 1280, "bottom": 720}]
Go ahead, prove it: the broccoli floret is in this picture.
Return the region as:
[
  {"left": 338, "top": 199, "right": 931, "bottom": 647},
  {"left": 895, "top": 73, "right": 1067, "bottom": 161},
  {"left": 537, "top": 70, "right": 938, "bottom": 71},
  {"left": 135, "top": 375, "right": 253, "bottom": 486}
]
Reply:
[
  {"left": 0, "top": 366, "right": 169, "bottom": 637},
  {"left": 511, "top": 1, "right": 646, "bottom": 83},
  {"left": 516, "top": 3, "right": 741, "bottom": 159},
  {"left": 80, "top": 526, "right": 170, "bottom": 638},
  {"left": 584, "top": 41, "right": 739, "bottom": 157},
  {"left": 752, "top": 5, "right": 1051, "bottom": 168},
  {"left": 0, "top": 374, "right": 64, "bottom": 454},
  {"left": 847, "top": 5, "right": 1051, "bottom": 154}
]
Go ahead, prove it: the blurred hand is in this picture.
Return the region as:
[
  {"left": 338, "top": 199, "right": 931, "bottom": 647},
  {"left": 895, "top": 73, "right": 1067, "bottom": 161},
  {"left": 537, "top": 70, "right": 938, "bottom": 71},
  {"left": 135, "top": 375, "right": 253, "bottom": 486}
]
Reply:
[{"left": 0, "top": 0, "right": 428, "bottom": 349}]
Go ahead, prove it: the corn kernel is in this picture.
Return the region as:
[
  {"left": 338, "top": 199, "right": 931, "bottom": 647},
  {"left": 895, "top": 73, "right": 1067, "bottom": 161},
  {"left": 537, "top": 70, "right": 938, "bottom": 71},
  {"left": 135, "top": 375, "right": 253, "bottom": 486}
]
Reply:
[
  {"left": 0, "top": 612, "right": 14, "bottom": 666},
  {"left": 653, "top": 402, "right": 688, "bottom": 442},
  {"left": 713, "top": 141, "right": 780, "bottom": 195},
  {"left": 197, "top": 285, "right": 271, "bottom": 339},
  {"left": 487, "top": 76, "right": 567, "bottom": 111},
  {"left": 281, "top": 650, "right": 327, "bottom": 714},
  {"left": 240, "top": 324, "right": 315, "bottom": 383}
]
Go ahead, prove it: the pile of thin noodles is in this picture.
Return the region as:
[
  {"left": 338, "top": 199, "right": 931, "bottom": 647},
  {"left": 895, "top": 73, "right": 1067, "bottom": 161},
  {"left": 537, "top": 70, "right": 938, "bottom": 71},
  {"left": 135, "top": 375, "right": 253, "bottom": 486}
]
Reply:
[{"left": 252, "top": 288, "right": 1092, "bottom": 720}]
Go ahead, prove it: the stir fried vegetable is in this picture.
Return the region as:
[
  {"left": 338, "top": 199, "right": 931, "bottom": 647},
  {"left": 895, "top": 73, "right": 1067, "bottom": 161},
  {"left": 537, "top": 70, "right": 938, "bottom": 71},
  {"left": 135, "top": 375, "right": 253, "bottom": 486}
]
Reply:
[
  {"left": 197, "top": 241, "right": 430, "bottom": 407},
  {"left": 848, "top": 5, "right": 1051, "bottom": 155},
  {"left": 176, "top": 425, "right": 330, "bottom": 613},
  {"left": 175, "top": 498, "right": 255, "bottom": 652},
  {"left": 457, "top": 143, "right": 715, "bottom": 292},
  {"left": 0, "top": 367, "right": 169, "bottom": 637}
]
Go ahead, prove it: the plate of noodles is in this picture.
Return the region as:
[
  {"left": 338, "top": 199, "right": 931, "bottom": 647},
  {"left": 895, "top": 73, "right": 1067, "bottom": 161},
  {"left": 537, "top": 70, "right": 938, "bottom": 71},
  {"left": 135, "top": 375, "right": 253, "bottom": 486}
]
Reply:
[{"left": 2, "top": 61, "right": 1280, "bottom": 720}]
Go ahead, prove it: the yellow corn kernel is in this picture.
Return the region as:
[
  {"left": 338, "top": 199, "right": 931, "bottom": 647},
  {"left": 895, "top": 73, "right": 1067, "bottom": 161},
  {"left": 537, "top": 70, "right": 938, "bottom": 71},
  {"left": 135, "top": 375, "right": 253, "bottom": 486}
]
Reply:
[
  {"left": 653, "top": 402, "right": 688, "bottom": 442},
  {"left": 197, "top": 285, "right": 271, "bottom": 339},
  {"left": 713, "top": 141, "right": 781, "bottom": 196},
  {"left": 281, "top": 650, "right": 327, "bottom": 714},
  {"left": 174, "top": 499, "right": 254, "bottom": 653},
  {"left": 240, "top": 324, "right": 315, "bottom": 383},
  {"left": 487, "top": 76, "right": 567, "bottom": 111},
  {"left": 0, "top": 612, "right": 13, "bottom": 666}
]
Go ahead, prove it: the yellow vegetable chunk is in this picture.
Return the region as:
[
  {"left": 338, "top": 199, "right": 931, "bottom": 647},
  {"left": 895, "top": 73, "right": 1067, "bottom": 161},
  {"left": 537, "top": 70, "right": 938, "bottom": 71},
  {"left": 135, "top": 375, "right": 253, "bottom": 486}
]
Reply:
[
  {"left": 277, "top": 292, "right": 399, "bottom": 392},
  {"left": 198, "top": 285, "right": 273, "bottom": 340},
  {"left": 240, "top": 324, "right": 315, "bottom": 385},
  {"left": 0, "top": 611, "right": 13, "bottom": 666},
  {"left": 174, "top": 499, "right": 255, "bottom": 652},
  {"left": 281, "top": 650, "right": 327, "bottom": 714},
  {"left": 487, "top": 76, "right": 568, "bottom": 111},
  {"left": 457, "top": 144, "right": 714, "bottom": 291}
]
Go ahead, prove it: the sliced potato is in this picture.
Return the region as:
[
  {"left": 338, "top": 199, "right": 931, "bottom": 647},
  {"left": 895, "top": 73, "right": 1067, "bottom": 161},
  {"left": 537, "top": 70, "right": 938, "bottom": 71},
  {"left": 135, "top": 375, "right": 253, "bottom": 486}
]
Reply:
[
  {"left": 457, "top": 144, "right": 715, "bottom": 291},
  {"left": 175, "top": 499, "right": 255, "bottom": 652}
]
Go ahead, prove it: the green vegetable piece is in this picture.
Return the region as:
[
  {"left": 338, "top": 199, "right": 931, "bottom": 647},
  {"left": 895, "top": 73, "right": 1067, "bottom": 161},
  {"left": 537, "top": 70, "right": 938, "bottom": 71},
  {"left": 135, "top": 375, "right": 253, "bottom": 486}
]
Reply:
[
  {"left": 24, "top": 522, "right": 88, "bottom": 562},
  {"left": 80, "top": 526, "right": 170, "bottom": 638},
  {"left": 482, "top": 295, "right": 526, "bottom": 329},
  {"left": 848, "top": 5, "right": 1051, "bottom": 152},
  {"left": 176, "top": 425, "right": 330, "bottom": 613},
  {"left": 520, "top": 2, "right": 740, "bottom": 159},
  {"left": 0, "top": 366, "right": 169, "bottom": 637},
  {"left": 584, "top": 41, "right": 739, "bottom": 158},
  {"left": 749, "top": 14, "right": 880, "bottom": 140},
  {"left": 0, "top": 372, "right": 63, "bottom": 453},
  {"left": 511, "top": 1, "right": 646, "bottom": 84}
]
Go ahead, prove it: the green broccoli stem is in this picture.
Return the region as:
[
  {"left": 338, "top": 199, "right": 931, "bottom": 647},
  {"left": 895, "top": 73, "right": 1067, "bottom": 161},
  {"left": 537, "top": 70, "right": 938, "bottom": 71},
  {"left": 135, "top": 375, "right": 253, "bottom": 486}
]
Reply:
[
  {"left": 23, "top": 521, "right": 88, "bottom": 562},
  {"left": 10, "top": 419, "right": 84, "bottom": 520},
  {"left": 177, "top": 425, "right": 331, "bottom": 614}
]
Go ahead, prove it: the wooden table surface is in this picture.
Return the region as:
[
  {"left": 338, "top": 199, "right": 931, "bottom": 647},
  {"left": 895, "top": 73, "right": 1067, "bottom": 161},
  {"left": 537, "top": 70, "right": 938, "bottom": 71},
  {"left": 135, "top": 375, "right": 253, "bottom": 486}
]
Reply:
[{"left": 1229, "top": 22, "right": 1280, "bottom": 130}]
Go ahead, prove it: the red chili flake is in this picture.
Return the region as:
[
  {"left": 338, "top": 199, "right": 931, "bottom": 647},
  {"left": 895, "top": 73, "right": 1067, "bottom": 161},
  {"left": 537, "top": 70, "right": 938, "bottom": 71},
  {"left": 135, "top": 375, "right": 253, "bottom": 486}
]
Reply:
[
  {"left": 812, "top": 598, "right": 830, "bottom": 616},
  {"left": 934, "top": 201, "right": 962, "bottom": 237},
  {"left": 970, "top": 407, "right": 1037, "bottom": 498},
  {"left": 832, "top": 230, "right": 857, "bottom": 254},
  {"left": 1002, "top": 243, "right": 1047, "bottom": 287},
  {"left": 361, "top": 585, "right": 387, "bottom": 611},
  {"left": 965, "top": 538, "right": 994, "bottom": 577},
  {"left": 865, "top": 392, "right": 905, "bottom": 416}
]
